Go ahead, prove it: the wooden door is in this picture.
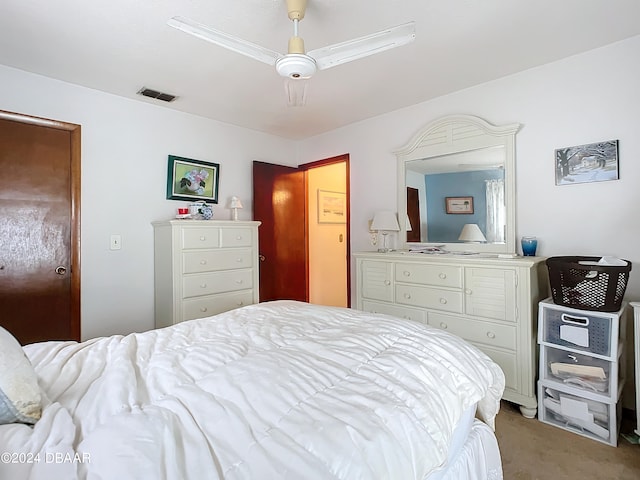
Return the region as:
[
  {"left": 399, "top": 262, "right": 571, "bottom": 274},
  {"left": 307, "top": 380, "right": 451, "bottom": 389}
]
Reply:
[
  {"left": 252, "top": 161, "right": 307, "bottom": 302},
  {"left": 407, "top": 187, "right": 422, "bottom": 242},
  {"left": 0, "top": 111, "right": 81, "bottom": 344}
]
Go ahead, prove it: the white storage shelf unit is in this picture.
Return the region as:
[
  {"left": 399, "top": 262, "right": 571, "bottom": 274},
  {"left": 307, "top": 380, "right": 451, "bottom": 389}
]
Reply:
[
  {"left": 538, "top": 381, "right": 622, "bottom": 446},
  {"left": 537, "top": 298, "right": 627, "bottom": 446},
  {"left": 631, "top": 302, "right": 640, "bottom": 437}
]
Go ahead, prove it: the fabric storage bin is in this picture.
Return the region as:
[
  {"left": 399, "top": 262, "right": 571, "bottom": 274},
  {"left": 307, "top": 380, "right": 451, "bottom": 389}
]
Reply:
[
  {"left": 539, "top": 302, "right": 613, "bottom": 357},
  {"left": 538, "top": 381, "right": 620, "bottom": 446},
  {"left": 540, "top": 344, "right": 616, "bottom": 398},
  {"left": 546, "top": 256, "right": 631, "bottom": 312}
]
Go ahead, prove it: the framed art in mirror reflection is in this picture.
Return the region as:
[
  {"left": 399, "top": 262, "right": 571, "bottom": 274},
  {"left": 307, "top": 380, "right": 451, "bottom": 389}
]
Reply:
[{"left": 445, "top": 196, "right": 474, "bottom": 214}]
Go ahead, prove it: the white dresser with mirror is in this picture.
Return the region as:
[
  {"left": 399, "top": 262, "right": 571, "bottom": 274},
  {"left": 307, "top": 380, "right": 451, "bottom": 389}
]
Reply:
[
  {"left": 356, "top": 115, "right": 549, "bottom": 416},
  {"left": 355, "top": 251, "right": 547, "bottom": 417}
]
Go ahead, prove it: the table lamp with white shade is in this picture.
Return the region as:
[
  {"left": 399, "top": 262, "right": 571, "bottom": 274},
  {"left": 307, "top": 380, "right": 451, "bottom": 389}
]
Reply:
[
  {"left": 371, "top": 211, "right": 400, "bottom": 252},
  {"left": 458, "top": 223, "right": 487, "bottom": 243},
  {"left": 228, "top": 196, "right": 243, "bottom": 220}
]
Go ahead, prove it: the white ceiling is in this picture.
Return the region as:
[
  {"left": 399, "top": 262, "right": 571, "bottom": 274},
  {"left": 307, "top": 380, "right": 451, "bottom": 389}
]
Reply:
[{"left": 2, "top": 1, "right": 640, "bottom": 140}]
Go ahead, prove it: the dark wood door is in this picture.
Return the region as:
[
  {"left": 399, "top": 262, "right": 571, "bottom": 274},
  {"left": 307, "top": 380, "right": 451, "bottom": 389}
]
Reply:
[
  {"left": 0, "top": 112, "right": 81, "bottom": 344},
  {"left": 407, "top": 187, "right": 422, "bottom": 242},
  {"left": 252, "top": 161, "right": 307, "bottom": 302}
]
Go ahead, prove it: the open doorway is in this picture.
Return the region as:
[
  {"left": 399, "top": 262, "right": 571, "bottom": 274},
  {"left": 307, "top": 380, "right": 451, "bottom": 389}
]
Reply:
[
  {"left": 252, "top": 154, "right": 350, "bottom": 307},
  {"left": 305, "top": 158, "right": 349, "bottom": 307}
]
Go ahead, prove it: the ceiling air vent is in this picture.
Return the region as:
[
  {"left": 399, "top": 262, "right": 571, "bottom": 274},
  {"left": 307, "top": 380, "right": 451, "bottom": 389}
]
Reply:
[{"left": 137, "top": 87, "right": 177, "bottom": 103}]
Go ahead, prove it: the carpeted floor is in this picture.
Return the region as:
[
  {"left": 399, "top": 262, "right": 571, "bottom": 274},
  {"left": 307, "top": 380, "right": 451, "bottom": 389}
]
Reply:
[{"left": 495, "top": 401, "right": 640, "bottom": 479}]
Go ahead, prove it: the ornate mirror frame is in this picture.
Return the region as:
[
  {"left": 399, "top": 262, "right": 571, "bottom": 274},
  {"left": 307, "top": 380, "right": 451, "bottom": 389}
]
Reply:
[{"left": 395, "top": 115, "right": 521, "bottom": 254}]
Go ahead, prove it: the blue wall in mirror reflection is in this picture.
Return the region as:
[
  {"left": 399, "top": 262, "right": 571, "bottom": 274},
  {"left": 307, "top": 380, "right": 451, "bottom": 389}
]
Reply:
[{"left": 425, "top": 169, "right": 504, "bottom": 242}]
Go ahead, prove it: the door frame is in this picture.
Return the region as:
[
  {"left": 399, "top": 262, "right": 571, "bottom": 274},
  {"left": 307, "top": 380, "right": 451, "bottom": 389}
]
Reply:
[
  {"left": 0, "top": 110, "right": 82, "bottom": 339},
  {"left": 300, "top": 153, "right": 351, "bottom": 306}
]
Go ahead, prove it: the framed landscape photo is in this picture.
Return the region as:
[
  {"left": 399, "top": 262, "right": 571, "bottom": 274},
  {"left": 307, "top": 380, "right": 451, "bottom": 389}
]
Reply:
[
  {"left": 555, "top": 140, "right": 619, "bottom": 186},
  {"left": 445, "top": 196, "right": 474, "bottom": 214},
  {"left": 317, "top": 190, "right": 346, "bottom": 223},
  {"left": 166, "top": 155, "right": 220, "bottom": 203}
]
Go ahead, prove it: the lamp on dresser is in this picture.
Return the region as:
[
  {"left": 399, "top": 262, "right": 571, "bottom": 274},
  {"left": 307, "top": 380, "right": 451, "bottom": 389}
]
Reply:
[
  {"left": 371, "top": 211, "right": 400, "bottom": 253},
  {"left": 228, "top": 196, "right": 244, "bottom": 220},
  {"left": 458, "top": 223, "right": 487, "bottom": 243}
]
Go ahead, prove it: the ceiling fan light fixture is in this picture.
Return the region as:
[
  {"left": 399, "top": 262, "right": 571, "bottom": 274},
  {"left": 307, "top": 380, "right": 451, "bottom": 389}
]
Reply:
[
  {"left": 276, "top": 54, "right": 317, "bottom": 79},
  {"left": 170, "top": 2, "right": 415, "bottom": 107},
  {"left": 285, "top": 79, "right": 309, "bottom": 107}
]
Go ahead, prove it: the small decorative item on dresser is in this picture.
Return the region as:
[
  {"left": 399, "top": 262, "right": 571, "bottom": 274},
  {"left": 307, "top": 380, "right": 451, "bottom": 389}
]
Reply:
[
  {"left": 189, "top": 201, "right": 206, "bottom": 218},
  {"left": 201, "top": 204, "right": 213, "bottom": 220},
  {"left": 521, "top": 236, "right": 538, "bottom": 256},
  {"left": 228, "top": 196, "right": 243, "bottom": 221}
]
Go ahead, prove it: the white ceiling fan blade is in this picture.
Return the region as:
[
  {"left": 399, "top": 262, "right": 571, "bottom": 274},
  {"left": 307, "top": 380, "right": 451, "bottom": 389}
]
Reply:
[
  {"left": 167, "top": 16, "right": 282, "bottom": 66},
  {"left": 284, "top": 78, "right": 310, "bottom": 107},
  {"left": 308, "top": 22, "right": 416, "bottom": 71}
]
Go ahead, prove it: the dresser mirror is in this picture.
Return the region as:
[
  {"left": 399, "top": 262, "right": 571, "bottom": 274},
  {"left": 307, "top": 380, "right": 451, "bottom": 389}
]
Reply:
[{"left": 395, "top": 115, "right": 520, "bottom": 254}]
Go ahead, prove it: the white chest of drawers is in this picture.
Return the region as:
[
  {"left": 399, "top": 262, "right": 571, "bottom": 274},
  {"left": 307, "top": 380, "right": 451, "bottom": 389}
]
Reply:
[
  {"left": 153, "top": 220, "right": 260, "bottom": 328},
  {"left": 354, "top": 251, "right": 548, "bottom": 417}
]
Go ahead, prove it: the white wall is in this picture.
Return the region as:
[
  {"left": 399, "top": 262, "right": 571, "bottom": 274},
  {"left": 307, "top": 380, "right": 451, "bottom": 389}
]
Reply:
[
  {"left": 0, "top": 64, "right": 296, "bottom": 339},
  {"left": 297, "top": 35, "right": 640, "bottom": 305}
]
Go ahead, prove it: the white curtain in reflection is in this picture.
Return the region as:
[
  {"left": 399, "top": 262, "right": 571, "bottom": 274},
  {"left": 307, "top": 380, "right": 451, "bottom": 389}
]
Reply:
[{"left": 485, "top": 179, "right": 505, "bottom": 243}]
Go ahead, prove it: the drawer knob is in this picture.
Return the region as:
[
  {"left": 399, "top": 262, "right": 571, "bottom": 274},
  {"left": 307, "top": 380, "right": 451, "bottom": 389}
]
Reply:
[
  {"left": 439, "top": 298, "right": 447, "bottom": 304},
  {"left": 200, "top": 283, "right": 207, "bottom": 288},
  {"left": 237, "top": 301, "right": 245, "bottom": 306},
  {"left": 384, "top": 280, "right": 391, "bottom": 285},
  {"left": 439, "top": 273, "right": 447, "bottom": 279},
  {"left": 236, "top": 258, "right": 243, "bottom": 262},
  {"left": 440, "top": 322, "right": 448, "bottom": 329},
  {"left": 403, "top": 271, "right": 411, "bottom": 277},
  {"left": 236, "top": 235, "right": 243, "bottom": 240},
  {"left": 404, "top": 293, "right": 411, "bottom": 299},
  {"left": 200, "top": 307, "right": 208, "bottom": 312},
  {"left": 486, "top": 331, "right": 496, "bottom": 339},
  {"left": 236, "top": 279, "right": 243, "bottom": 284},
  {"left": 465, "top": 288, "right": 472, "bottom": 295},
  {"left": 200, "top": 260, "right": 207, "bottom": 265},
  {"left": 200, "top": 236, "right": 206, "bottom": 241}
]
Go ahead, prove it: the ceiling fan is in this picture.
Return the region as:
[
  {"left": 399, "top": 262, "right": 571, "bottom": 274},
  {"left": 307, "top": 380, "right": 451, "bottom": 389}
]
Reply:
[{"left": 168, "top": 0, "right": 416, "bottom": 106}]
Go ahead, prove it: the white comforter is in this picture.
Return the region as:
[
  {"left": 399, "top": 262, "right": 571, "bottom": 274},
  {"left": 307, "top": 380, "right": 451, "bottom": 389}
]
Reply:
[{"left": 0, "top": 301, "right": 504, "bottom": 480}]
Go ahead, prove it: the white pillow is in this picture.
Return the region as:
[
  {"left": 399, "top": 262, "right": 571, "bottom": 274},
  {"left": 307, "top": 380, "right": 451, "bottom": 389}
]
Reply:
[{"left": 0, "top": 327, "right": 42, "bottom": 424}]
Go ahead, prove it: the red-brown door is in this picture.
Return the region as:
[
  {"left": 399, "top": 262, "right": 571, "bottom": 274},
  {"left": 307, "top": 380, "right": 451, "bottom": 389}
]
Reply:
[
  {"left": 407, "top": 187, "right": 422, "bottom": 242},
  {"left": 0, "top": 111, "right": 81, "bottom": 344},
  {"left": 252, "top": 161, "right": 307, "bottom": 302}
]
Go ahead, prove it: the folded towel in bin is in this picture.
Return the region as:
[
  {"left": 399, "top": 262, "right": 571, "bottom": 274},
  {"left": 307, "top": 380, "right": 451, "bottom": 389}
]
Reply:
[{"left": 578, "top": 256, "right": 628, "bottom": 267}]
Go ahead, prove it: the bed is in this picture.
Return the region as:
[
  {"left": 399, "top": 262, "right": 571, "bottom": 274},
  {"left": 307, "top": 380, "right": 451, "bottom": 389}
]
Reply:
[{"left": 0, "top": 301, "right": 505, "bottom": 479}]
